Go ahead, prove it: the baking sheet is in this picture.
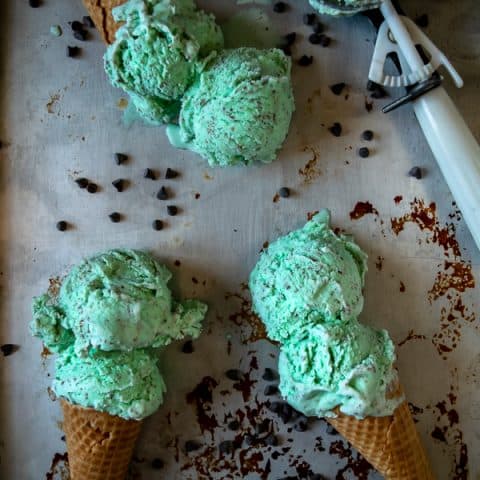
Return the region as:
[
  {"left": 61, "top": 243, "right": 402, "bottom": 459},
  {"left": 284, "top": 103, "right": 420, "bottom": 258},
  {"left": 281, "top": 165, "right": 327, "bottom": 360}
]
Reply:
[{"left": 0, "top": 0, "right": 479, "bottom": 478}]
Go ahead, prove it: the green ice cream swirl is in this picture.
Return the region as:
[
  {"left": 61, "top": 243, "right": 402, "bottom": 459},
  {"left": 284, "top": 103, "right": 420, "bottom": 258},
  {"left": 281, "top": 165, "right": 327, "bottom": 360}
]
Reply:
[
  {"left": 104, "top": 0, "right": 224, "bottom": 124},
  {"left": 249, "top": 210, "right": 367, "bottom": 342},
  {"left": 172, "top": 47, "right": 295, "bottom": 167},
  {"left": 31, "top": 249, "right": 207, "bottom": 354},
  {"left": 309, "top": 0, "right": 382, "bottom": 16},
  {"left": 53, "top": 346, "right": 166, "bottom": 420}
]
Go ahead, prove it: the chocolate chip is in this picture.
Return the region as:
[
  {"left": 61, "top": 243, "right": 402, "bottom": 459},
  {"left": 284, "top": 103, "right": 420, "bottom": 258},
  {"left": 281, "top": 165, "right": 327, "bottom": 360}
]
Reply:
[
  {"left": 1, "top": 344, "right": 20, "bottom": 357},
  {"left": 244, "top": 434, "right": 257, "bottom": 446},
  {"left": 278, "top": 477, "right": 298, "bottom": 480},
  {"left": 328, "top": 122, "right": 342, "bottom": 137},
  {"left": 152, "top": 219, "right": 164, "bottom": 231},
  {"left": 227, "top": 420, "right": 240, "bottom": 431},
  {"left": 167, "top": 205, "right": 178, "bottom": 216},
  {"left": 157, "top": 186, "right": 168, "bottom": 200},
  {"left": 312, "top": 22, "right": 324, "bottom": 34},
  {"left": 320, "top": 35, "right": 331, "bottom": 47},
  {"left": 361, "top": 130, "right": 374, "bottom": 141},
  {"left": 263, "top": 434, "right": 278, "bottom": 446},
  {"left": 184, "top": 440, "right": 201, "bottom": 453},
  {"left": 367, "top": 81, "right": 387, "bottom": 99},
  {"left": 219, "top": 440, "right": 235, "bottom": 455},
  {"left": 308, "top": 33, "right": 322, "bottom": 45},
  {"left": 83, "top": 16, "right": 94, "bottom": 28},
  {"left": 408, "top": 166, "right": 422, "bottom": 179},
  {"left": 279, "top": 45, "right": 292, "bottom": 56},
  {"left": 255, "top": 419, "right": 270, "bottom": 435},
  {"left": 75, "top": 177, "right": 88, "bottom": 189},
  {"left": 225, "top": 369, "right": 244, "bottom": 381},
  {"left": 309, "top": 474, "right": 328, "bottom": 480},
  {"left": 182, "top": 340, "right": 193, "bottom": 353},
  {"left": 278, "top": 187, "right": 290, "bottom": 198},
  {"left": 108, "top": 212, "right": 121, "bottom": 223},
  {"left": 73, "top": 29, "right": 88, "bottom": 41},
  {"left": 358, "top": 147, "right": 370, "bottom": 158},
  {"left": 415, "top": 14, "right": 429, "bottom": 28},
  {"left": 151, "top": 458, "right": 164, "bottom": 469},
  {"left": 66, "top": 46, "right": 80, "bottom": 58},
  {"left": 56, "top": 221, "right": 67, "bottom": 231},
  {"left": 330, "top": 82, "right": 346, "bottom": 96},
  {"left": 264, "top": 385, "right": 279, "bottom": 396},
  {"left": 284, "top": 32, "right": 296, "bottom": 46},
  {"left": 114, "top": 152, "right": 128, "bottom": 165},
  {"left": 112, "top": 179, "right": 125, "bottom": 192},
  {"left": 273, "top": 2, "right": 287, "bottom": 13},
  {"left": 303, "top": 13, "right": 316, "bottom": 25},
  {"left": 298, "top": 55, "right": 313, "bottom": 67},
  {"left": 262, "top": 368, "right": 277, "bottom": 381},
  {"left": 71, "top": 21, "right": 83, "bottom": 32},
  {"left": 143, "top": 168, "right": 156, "bottom": 180},
  {"left": 268, "top": 401, "right": 284, "bottom": 414},
  {"left": 86, "top": 183, "right": 98, "bottom": 194},
  {"left": 280, "top": 403, "right": 293, "bottom": 423},
  {"left": 29, "top": 0, "right": 40, "bottom": 7},
  {"left": 294, "top": 417, "right": 308, "bottom": 432},
  {"left": 165, "top": 168, "right": 178, "bottom": 179}
]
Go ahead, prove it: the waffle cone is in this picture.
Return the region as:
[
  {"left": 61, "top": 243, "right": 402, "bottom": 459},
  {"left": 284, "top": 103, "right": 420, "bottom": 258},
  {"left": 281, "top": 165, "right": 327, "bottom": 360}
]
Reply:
[
  {"left": 82, "top": 0, "right": 126, "bottom": 44},
  {"left": 327, "top": 395, "right": 434, "bottom": 479},
  {"left": 61, "top": 399, "right": 142, "bottom": 480}
]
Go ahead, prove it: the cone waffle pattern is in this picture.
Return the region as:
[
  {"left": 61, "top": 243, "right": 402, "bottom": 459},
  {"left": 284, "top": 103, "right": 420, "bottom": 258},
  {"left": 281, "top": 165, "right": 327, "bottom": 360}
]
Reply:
[
  {"left": 83, "top": 0, "right": 126, "bottom": 44},
  {"left": 328, "top": 400, "right": 435, "bottom": 479},
  {"left": 61, "top": 400, "right": 142, "bottom": 480}
]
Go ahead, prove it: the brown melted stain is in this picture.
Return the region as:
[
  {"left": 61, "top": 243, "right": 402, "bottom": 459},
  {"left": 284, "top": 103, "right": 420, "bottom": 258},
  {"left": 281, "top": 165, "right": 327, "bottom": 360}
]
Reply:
[
  {"left": 186, "top": 376, "right": 219, "bottom": 439},
  {"left": 47, "top": 276, "right": 62, "bottom": 298},
  {"left": 375, "top": 256, "right": 384, "bottom": 271},
  {"left": 428, "top": 261, "right": 475, "bottom": 301},
  {"left": 45, "top": 452, "right": 69, "bottom": 480},
  {"left": 232, "top": 356, "right": 258, "bottom": 402},
  {"left": 298, "top": 146, "right": 321, "bottom": 184},
  {"left": 364, "top": 97, "right": 373, "bottom": 112},
  {"left": 399, "top": 281, "right": 406, "bottom": 292},
  {"left": 273, "top": 193, "right": 280, "bottom": 203},
  {"left": 329, "top": 439, "right": 375, "bottom": 479},
  {"left": 307, "top": 210, "right": 319, "bottom": 221},
  {"left": 397, "top": 329, "right": 427, "bottom": 347},
  {"left": 349, "top": 201, "right": 379, "bottom": 220},
  {"left": 117, "top": 97, "right": 128, "bottom": 110},
  {"left": 394, "top": 195, "right": 403, "bottom": 204}
]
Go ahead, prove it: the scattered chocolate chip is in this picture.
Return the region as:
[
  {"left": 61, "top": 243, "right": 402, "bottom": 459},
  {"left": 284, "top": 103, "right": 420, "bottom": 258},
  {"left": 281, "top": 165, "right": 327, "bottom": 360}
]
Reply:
[
  {"left": 75, "top": 177, "right": 88, "bottom": 189},
  {"left": 29, "top": 0, "right": 40, "bottom": 7},
  {"left": 219, "top": 440, "right": 235, "bottom": 455},
  {"left": 278, "top": 187, "right": 290, "bottom": 198},
  {"left": 151, "top": 458, "right": 164, "bottom": 470},
  {"left": 408, "top": 166, "right": 422, "bottom": 179},
  {"left": 182, "top": 340, "right": 193, "bottom": 354},
  {"left": 309, "top": 474, "right": 327, "bottom": 480},
  {"left": 165, "top": 167, "right": 178, "bottom": 179},
  {"left": 358, "top": 147, "right": 370, "bottom": 158},
  {"left": 264, "top": 385, "right": 279, "bottom": 396},
  {"left": 262, "top": 368, "right": 277, "bottom": 381},
  {"left": 56, "top": 221, "right": 67, "bottom": 232},
  {"left": 61, "top": 435, "right": 66, "bottom": 442},
  {"left": 330, "top": 82, "right": 346, "bottom": 96},
  {"left": 367, "top": 80, "right": 388, "bottom": 99},
  {"left": 312, "top": 21, "right": 324, "bottom": 34},
  {"left": 71, "top": 21, "right": 83, "bottom": 32},
  {"left": 303, "top": 13, "right": 316, "bottom": 25},
  {"left": 415, "top": 14, "right": 429, "bottom": 28},
  {"left": 319, "top": 35, "right": 331, "bottom": 47},
  {"left": 86, "top": 183, "right": 98, "bottom": 194},
  {"left": 280, "top": 405, "right": 293, "bottom": 423},
  {"left": 143, "top": 168, "right": 156, "bottom": 180},
  {"left": 294, "top": 417, "right": 308, "bottom": 432},
  {"left": 184, "top": 440, "right": 201, "bottom": 453},
  {"left": 279, "top": 45, "right": 292, "bottom": 56},
  {"left": 244, "top": 434, "right": 257, "bottom": 446},
  {"left": 273, "top": 2, "right": 287, "bottom": 13},
  {"left": 157, "top": 186, "right": 168, "bottom": 200},
  {"left": 255, "top": 419, "right": 270, "bottom": 435},
  {"left": 174, "top": 260, "right": 181, "bottom": 266},
  {"left": 167, "top": 205, "right": 178, "bottom": 216},
  {"left": 83, "top": 15, "right": 94, "bottom": 28},
  {"left": 268, "top": 401, "right": 284, "bottom": 414},
  {"left": 308, "top": 33, "right": 322, "bottom": 45},
  {"left": 73, "top": 30, "right": 87, "bottom": 41},
  {"left": 225, "top": 369, "right": 244, "bottom": 381},
  {"left": 328, "top": 122, "right": 342, "bottom": 137},
  {"left": 152, "top": 219, "right": 164, "bottom": 231},
  {"left": 284, "top": 32, "right": 296, "bottom": 46},
  {"left": 112, "top": 178, "right": 125, "bottom": 192},
  {"left": 361, "top": 129, "right": 374, "bottom": 141},
  {"left": 108, "top": 212, "right": 121, "bottom": 223},
  {"left": 114, "top": 152, "right": 128, "bottom": 165},
  {"left": 298, "top": 55, "right": 313, "bottom": 66},
  {"left": 263, "top": 434, "right": 278, "bottom": 446},
  {"left": 66, "top": 46, "right": 80, "bottom": 58},
  {"left": 227, "top": 420, "right": 240, "bottom": 431},
  {"left": 1, "top": 344, "right": 20, "bottom": 357}
]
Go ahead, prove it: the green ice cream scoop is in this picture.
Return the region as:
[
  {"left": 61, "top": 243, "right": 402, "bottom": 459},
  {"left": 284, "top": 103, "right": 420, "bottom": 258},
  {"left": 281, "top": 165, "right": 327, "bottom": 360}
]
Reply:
[
  {"left": 31, "top": 249, "right": 207, "bottom": 354},
  {"left": 309, "top": 0, "right": 382, "bottom": 16},
  {"left": 278, "top": 321, "right": 402, "bottom": 418},
  {"left": 168, "top": 47, "right": 295, "bottom": 167},
  {"left": 54, "top": 346, "right": 166, "bottom": 420},
  {"left": 104, "top": 0, "right": 224, "bottom": 124},
  {"left": 249, "top": 210, "right": 367, "bottom": 342}
]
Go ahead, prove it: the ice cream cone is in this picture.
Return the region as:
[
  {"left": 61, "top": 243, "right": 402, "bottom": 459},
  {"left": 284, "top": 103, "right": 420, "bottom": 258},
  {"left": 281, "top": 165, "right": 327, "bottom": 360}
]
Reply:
[
  {"left": 61, "top": 399, "right": 142, "bottom": 480},
  {"left": 82, "top": 0, "right": 126, "bottom": 44},
  {"left": 327, "top": 392, "right": 435, "bottom": 479}
]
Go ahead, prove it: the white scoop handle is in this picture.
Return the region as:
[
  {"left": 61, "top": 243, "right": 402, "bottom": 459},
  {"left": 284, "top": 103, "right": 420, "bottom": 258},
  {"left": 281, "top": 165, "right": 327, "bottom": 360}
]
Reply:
[{"left": 380, "top": 0, "right": 480, "bottom": 250}]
